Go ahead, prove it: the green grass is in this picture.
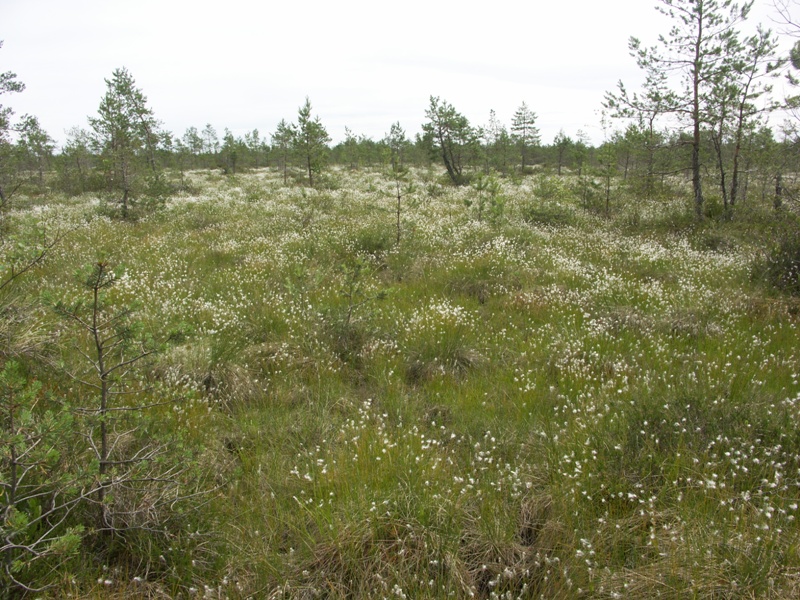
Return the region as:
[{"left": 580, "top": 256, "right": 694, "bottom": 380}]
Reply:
[{"left": 2, "top": 168, "right": 800, "bottom": 598}]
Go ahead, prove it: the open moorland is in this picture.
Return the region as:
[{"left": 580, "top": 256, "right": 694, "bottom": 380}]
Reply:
[{"left": 2, "top": 166, "right": 799, "bottom": 598}]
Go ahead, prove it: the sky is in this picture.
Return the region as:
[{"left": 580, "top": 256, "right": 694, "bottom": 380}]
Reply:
[{"left": 0, "top": 0, "right": 792, "bottom": 148}]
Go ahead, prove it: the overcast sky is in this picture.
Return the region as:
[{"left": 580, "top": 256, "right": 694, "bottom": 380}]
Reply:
[{"left": 1, "top": 0, "right": 790, "bottom": 148}]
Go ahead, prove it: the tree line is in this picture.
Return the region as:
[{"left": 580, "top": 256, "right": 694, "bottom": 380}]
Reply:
[{"left": 3, "top": 0, "right": 800, "bottom": 219}]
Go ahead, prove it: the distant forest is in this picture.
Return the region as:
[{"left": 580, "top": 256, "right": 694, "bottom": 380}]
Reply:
[{"left": 2, "top": 1, "right": 800, "bottom": 219}]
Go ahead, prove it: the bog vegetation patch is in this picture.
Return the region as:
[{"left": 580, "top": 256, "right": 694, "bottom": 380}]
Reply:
[{"left": 1, "top": 167, "right": 799, "bottom": 598}]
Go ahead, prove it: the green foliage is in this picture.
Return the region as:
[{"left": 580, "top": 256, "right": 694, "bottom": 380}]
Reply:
[
  {"left": 482, "top": 109, "right": 513, "bottom": 174},
  {"left": 756, "top": 221, "right": 800, "bottom": 295},
  {"left": 143, "top": 171, "right": 174, "bottom": 204},
  {"left": 2, "top": 168, "right": 800, "bottom": 598},
  {"left": 573, "top": 173, "right": 603, "bottom": 212},
  {"left": 0, "top": 360, "right": 84, "bottom": 595},
  {"left": 383, "top": 138, "right": 416, "bottom": 245},
  {"left": 445, "top": 252, "right": 520, "bottom": 305},
  {"left": 401, "top": 298, "right": 482, "bottom": 384},
  {"left": 466, "top": 173, "right": 505, "bottom": 222},
  {"left": 89, "top": 67, "right": 162, "bottom": 217},
  {"left": 532, "top": 173, "right": 570, "bottom": 201},
  {"left": 521, "top": 203, "right": 577, "bottom": 229},
  {"left": 49, "top": 261, "right": 215, "bottom": 586},
  {"left": 552, "top": 129, "right": 573, "bottom": 175},
  {"left": 271, "top": 118, "right": 293, "bottom": 185},
  {"left": 510, "top": 101, "right": 540, "bottom": 172},
  {"left": 15, "top": 115, "right": 55, "bottom": 190},
  {"left": 0, "top": 42, "right": 29, "bottom": 205},
  {"left": 353, "top": 225, "right": 393, "bottom": 258},
  {"left": 422, "top": 96, "right": 477, "bottom": 185},
  {"left": 606, "top": 0, "right": 756, "bottom": 219},
  {"left": 323, "top": 258, "right": 387, "bottom": 367},
  {"left": 291, "top": 97, "right": 331, "bottom": 187}
]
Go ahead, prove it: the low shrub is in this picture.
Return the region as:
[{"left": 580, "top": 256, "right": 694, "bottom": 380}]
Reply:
[
  {"left": 755, "top": 225, "right": 800, "bottom": 296},
  {"left": 521, "top": 203, "right": 576, "bottom": 228}
]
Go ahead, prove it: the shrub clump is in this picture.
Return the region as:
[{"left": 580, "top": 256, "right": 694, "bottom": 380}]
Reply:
[
  {"left": 521, "top": 203, "right": 576, "bottom": 228},
  {"left": 757, "top": 228, "right": 800, "bottom": 296}
]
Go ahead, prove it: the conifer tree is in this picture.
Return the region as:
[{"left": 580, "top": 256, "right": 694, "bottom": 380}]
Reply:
[
  {"left": 272, "top": 119, "right": 293, "bottom": 185},
  {"left": 607, "top": 0, "right": 753, "bottom": 219},
  {"left": 0, "top": 41, "right": 25, "bottom": 205},
  {"left": 422, "top": 96, "right": 475, "bottom": 185},
  {"left": 89, "top": 68, "right": 161, "bottom": 217},
  {"left": 292, "top": 97, "right": 331, "bottom": 187},
  {"left": 510, "top": 102, "right": 540, "bottom": 172}
]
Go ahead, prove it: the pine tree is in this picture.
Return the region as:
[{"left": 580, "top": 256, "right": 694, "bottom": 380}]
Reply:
[
  {"left": 272, "top": 119, "right": 293, "bottom": 185},
  {"left": 422, "top": 96, "right": 475, "bottom": 185},
  {"left": 510, "top": 102, "right": 540, "bottom": 172},
  {"left": 607, "top": 0, "right": 753, "bottom": 219},
  {"left": 89, "top": 68, "right": 161, "bottom": 217},
  {"left": 0, "top": 41, "right": 25, "bottom": 206},
  {"left": 17, "top": 115, "right": 55, "bottom": 185},
  {"left": 292, "top": 97, "right": 331, "bottom": 187}
]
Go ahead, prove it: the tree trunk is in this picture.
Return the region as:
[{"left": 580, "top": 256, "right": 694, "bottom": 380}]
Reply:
[
  {"left": 729, "top": 112, "right": 746, "bottom": 206},
  {"left": 712, "top": 132, "right": 728, "bottom": 210},
  {"left": 122, "top": 188, "right": 129, "bottom": 219},
  {"left": 396, "top": 180, "right": 402, "bottom": 244},
  {"left": 439, "top": 134, "right": 459, "bottom": 185},
  {"left": 692, "top": 11, "right": 704, "bottom": 220},
  {"left": 92, "top": 279, "right": 110, "bottom": 529},
  {"left": 730, "top": 152, "right": 741, "bottom": 206},
  {"left": 741, "top": 166, "right": 749, "bottom": 203}
]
